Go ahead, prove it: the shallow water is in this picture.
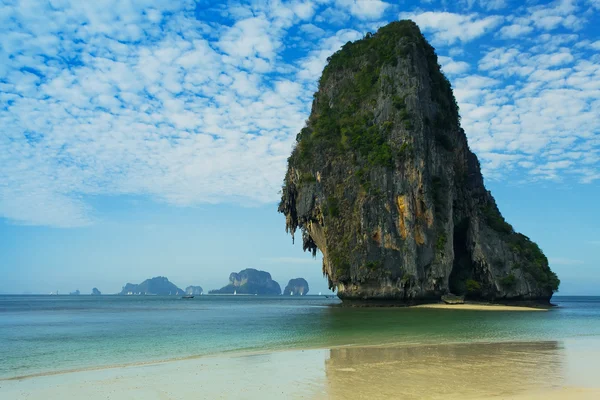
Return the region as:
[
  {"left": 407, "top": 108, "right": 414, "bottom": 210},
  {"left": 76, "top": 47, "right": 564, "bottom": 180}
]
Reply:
[
  {"left": 2, "top": 339, "right": 599, "bottom": 399},
  {"left": 1, "top": 295, "right": 599, "bottom": 379}
]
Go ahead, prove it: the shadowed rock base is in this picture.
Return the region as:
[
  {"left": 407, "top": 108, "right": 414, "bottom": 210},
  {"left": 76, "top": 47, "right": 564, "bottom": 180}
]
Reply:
[{"left": 338, "top": 297, "right": 553, "bottom": 308}]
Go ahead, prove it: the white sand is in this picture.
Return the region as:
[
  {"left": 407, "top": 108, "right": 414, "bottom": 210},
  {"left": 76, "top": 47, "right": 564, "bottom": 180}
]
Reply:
[
  {"left": 2, "top": 338, "right": 598, "bottom": 399},
  {"left": 412, "top": 303, "right": 547, "bottom": 311},
  {"left": 498, "top": 387, "right": 600, "bottom": 400}
]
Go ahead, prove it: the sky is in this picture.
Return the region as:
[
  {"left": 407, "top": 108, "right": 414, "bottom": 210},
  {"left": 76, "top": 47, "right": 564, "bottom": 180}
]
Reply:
[{"left": 0, "top": 0, "right": 599, "bottom": 295}]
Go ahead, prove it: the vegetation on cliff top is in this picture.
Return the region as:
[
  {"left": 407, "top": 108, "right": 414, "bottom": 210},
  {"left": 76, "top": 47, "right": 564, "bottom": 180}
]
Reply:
[
  {"left": 482, "top": 203, "right": 559, "bottom": 292},
  {"left": 291, "top": 21, "right": 457, "bottom": 172}
]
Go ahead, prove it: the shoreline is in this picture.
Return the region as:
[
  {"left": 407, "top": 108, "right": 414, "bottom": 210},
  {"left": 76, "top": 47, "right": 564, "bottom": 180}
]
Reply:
[
  {"left": 412, "top": 303, "right": 549, "bottom": 311},
  {"left": 0, "top": 336, "right": 569, "bottom": 382},
  {"left": 337, "top": 297, "right": 554, "bottom": 308},
  {"left": 2, "top": 338, "right": 599, "bottom": 399}
]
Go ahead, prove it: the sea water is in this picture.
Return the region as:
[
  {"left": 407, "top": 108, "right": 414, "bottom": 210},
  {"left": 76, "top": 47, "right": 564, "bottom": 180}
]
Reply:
[{"left": 1, "top": 295, "right": 599, "bottom": 379}]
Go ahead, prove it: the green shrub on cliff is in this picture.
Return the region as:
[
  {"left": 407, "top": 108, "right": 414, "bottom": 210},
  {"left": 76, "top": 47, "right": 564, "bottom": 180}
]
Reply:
[
  {"left": 299, "top": 22, "right": 428, "bottom": 172},
  {"left": 509, "top": 234, "right": 560, "bottom": 292},
  {"left": 436, "top": 233, "right": 447, "bottom": 252},
  {"left": 466, "top": 279, "right": 482, "bottom": 295},
  {"left": 480, "top": 204, "right": 558, "bottom": 292},
  {"left": 326, "top": 196, "right": 340, "bottom": 217},
  {"left": 294, "top": 20, "right": 462, "bottom": 179},
  {"left": 482, "top": 205, "right": 513, "bottom": 234},
  {"left": 500, "top": 274, "right": 516, "bottom": 288}
]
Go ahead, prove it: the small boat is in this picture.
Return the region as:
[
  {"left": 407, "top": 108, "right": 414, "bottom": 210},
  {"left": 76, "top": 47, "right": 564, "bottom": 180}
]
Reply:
[{"left": 182, "top": 295, "right": 194, "bottom": 299}]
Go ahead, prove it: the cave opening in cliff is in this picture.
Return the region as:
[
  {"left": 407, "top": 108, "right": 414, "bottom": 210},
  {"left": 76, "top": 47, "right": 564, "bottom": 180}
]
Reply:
[{"left": 449, "top": 218, "right": 473, "bottom": 296}]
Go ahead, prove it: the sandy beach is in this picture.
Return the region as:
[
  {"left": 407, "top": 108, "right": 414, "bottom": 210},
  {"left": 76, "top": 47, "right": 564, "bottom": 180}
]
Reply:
[
  {"left": 2, "top": 337, "right": 599, "bottom": 399},
  {"left": 412, "top": 303, "right": 548, "bottom": 311}
]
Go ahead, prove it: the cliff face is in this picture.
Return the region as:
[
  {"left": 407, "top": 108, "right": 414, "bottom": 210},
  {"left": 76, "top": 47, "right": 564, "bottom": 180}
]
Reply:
[
  {"left": 283, "top": 278, "right": 310, "bottom": 295},
  {"left": 120, "top": 277, "right": 184, "bottom": 295},
  {"left": 210, "top": 268, "right": 281, "bottom": 295},
  {"left": 279, "top": 21, "right": 559, "bottom": 304}
]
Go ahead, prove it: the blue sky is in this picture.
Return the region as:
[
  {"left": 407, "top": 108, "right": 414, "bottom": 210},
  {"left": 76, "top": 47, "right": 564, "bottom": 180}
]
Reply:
[{"left": 0, "top": 0, "right": 599, "bottom": 295}]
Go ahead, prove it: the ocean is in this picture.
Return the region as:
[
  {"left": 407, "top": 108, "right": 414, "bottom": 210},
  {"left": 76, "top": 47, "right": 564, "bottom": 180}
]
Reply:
[{"left": 1, "top": 295, "right": 600, "bottom": 380}]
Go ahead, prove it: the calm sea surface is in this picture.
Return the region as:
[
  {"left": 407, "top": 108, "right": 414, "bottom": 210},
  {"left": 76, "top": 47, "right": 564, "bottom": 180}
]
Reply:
[{"left": 1, "top": 295, "right": 599, "bottom": 379}]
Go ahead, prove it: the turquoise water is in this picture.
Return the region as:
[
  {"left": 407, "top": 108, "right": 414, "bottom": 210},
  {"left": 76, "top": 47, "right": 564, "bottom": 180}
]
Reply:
[{"left": 1, "top": 295, "right": 599, "bottom": 379}]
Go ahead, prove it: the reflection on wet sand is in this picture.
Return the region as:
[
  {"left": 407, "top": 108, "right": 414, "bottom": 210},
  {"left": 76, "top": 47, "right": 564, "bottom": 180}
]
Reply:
[
  {"left": 2, "top": 340, "right": 598, "bottom": 399},
  {"left": 325, "top": 341, "right": 564, "bottom": 399}
]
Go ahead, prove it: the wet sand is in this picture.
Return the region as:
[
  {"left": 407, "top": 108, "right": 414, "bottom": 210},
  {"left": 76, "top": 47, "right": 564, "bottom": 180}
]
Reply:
[
  {"left": 412, "top": 303, "right": 547, "bottom": 311},
  {"left": 1, "top": 338, "right": 598, "bottom": 399}
]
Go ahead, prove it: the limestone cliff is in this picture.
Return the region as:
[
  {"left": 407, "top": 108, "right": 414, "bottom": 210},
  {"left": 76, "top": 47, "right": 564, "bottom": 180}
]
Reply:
[
  {"left": 279, "top": 21, "right": 559, "bottom": 305},
  {"left": 283, "top": 278, "right": 310, "bottom": 296},
  {"left": 119, "top": 276, "right": 184, "bottom": 296},
  {"left": 210, "top": 268, "right": 281, "bottom": 295}
]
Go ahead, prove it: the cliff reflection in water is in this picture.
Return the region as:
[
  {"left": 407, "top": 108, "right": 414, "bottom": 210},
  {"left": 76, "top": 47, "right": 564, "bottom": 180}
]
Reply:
[{"left": 324, "top": 341, "right": 563, "bottom": 399}]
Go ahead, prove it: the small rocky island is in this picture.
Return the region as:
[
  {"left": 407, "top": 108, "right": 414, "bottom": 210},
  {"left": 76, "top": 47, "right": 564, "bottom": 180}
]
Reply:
[
  {"left": 69, "top": 290, "right": 80, "bottom": 295},
  {"left": 283, "top": 278, "right": 310, "bottom": 296},
  {"left": 210, "top": 269, "right": 281, "bottom": 295},
  {"left": 185, "top": 285, "right": 203, "bottom": 295},
  {"left": 279, "top": 20, "right": 559, "bottom": 305},
  {"left": 120, "top": 276, "right": 184, "bottom": 296},
  {"left": 91, "top": 288, "right": 101, "bottom": 295}
]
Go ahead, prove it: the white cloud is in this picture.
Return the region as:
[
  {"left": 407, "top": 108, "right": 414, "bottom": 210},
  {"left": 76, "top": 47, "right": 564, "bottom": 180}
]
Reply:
[
  {"left": 527, "top": 0, "right": 586, "bottom": 31},
  {"left": 399, "top": 11, "right": 504, "bottom": 44},
  {"left": 292, "top": 1, "right": 317, "bottom": 20},
  {"left": 297, "top": 29, "right": 362, "bottom": 81},
  {"left": 589, "top": 40, "right": 600, "bottom": 50},
  {"left": 461, "top": 0, "right": 507, "bottom": 10},
  {"left": 438, "top": 56, "right": 470, "bottom": 75},
  {"left": 218, "top": 16, "right": 280, "bottom": 64},
  {"left": 299, "top": 23, "right": 327, "bottom": 38},
  {"left": 498, "top": 24, "right": 533, "bottom": 39},
  {"left": 462, "top": 38, "right": 600, "bottom": 180},
  {"left": 0, "top": 0, "right": 598, "bottom": 228},
  {"left": 0, "top": 0, "right": 316, "bottom": 227},
  {"left": 315, "top": 7, "right": 351, "bottom": 25},
  {"left": 337, "top": 0, "right": 390, "bottom": 20}
]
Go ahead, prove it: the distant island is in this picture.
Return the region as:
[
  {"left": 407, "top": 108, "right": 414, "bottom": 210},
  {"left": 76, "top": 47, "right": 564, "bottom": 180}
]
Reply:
[
  {"left": 91, "top": 288, "right": 101, "bottom": 295},
  {"left": 120, "top": 276, "right": 184, "bottom": 295},
  {"left": 69, "top": 290, "right": 80, "bottom": 295},
  {"left": 185, "top": 285, "right": 203, "bottom": 295},
  {"left": 283, "top": 278, "right": 309, "bottom": 296},
  {"left": 210, "top": 269, "right": 281, "bottom": 295}
]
